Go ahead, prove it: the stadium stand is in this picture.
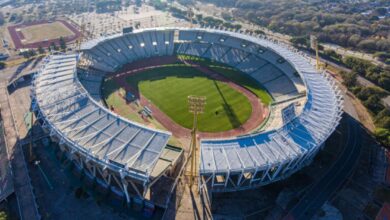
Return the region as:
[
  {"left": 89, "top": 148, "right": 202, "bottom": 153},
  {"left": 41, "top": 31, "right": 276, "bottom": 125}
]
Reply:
[
  {"left": 251, "top": 64, "right": 284, "bottom": 84},
  {"left": 264, "top": 75, "right": 298, "bottom": 97},
  {"left": 235, "top": 54, "right": 268, "bottom": 74},
  {"left": 218, "top": 47, "right": 249, "bottom": 66},
  {"left": 73, "top": 27, "right": 342, "bottom": 193},
  {"left": 32, "top": 53, "right": 185, "bottom": 207},
  {"left": 202, "top": 44, "right": 230, "bottom": 61}
]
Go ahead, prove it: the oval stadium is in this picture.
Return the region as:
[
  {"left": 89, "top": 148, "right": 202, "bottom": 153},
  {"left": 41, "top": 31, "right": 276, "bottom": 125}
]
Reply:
[{"left": 31, "top": 27, "right": 343, "bottom": 209}]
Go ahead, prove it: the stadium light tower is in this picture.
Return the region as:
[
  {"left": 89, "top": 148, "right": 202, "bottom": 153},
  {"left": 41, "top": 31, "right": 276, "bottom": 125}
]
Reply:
[
  {"left": 310, "top": 35, "right": 320, "bottom": 70},
  {"left": 187, "top": 8, "right": 194, "bottom": 28},
  {"left": 188, "top": 95, "right": 206, "bottom": 187}
]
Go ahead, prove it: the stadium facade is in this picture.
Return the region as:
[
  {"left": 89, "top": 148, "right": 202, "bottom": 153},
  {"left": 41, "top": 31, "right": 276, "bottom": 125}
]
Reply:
[{"left": 31, "top": 27, "right": 343, "bottom": 207}]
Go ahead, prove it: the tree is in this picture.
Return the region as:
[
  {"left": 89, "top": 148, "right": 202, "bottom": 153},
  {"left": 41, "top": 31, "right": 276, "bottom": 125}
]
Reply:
[
  {"left": 375, "top": 109, "right": 390, "bottom": 129},
  {"left": 49, "top": 42, "right": 58, "bottom": 51},
  {"left": 373, "top": 8, "right": 387, "bottom": 16},
  {"left": 0, "top": 61, "right": 5, "bottom": 70},
  {"left": 340, "top": 71, "right": 357, "bottom": 87},
  {"left": 375, "top": 128, "right": 390, "bottom": 148},
  {"left": 290, "top": 36, "right": 308, "bottom": 47},
  {"left": 378, "top": 74, "right": 390, "bottom": 91},
  {"left": 357, "top": 39, "right": 377, "bottom": 52},
  {"left": 59, "top": 37, "right": 66, "bottom": 51},
  {"left": 195, "top": 14, "right": 203, "bottom": 22},
  {"left": 0, "top": 12, "right": 4, "bottom": 26},
  {"left": 363, "top": 95, "right": 383, "bottom": 114},
  {"left": 324, "top": 49, "right": 341, "bottom": 61},
  {"left": 21, "top": 49, "right": 36, "bottom": 59},
  {"left": 38, "top": 45, "right": 45, "bottom": 54},
  {"left": 343, "top": 56, "right": 371, "bottom": 75}
]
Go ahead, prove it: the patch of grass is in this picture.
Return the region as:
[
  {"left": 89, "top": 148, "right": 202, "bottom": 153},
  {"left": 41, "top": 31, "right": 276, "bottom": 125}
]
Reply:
[
  {"left": 178, "top": 54, "right": 273, "bottom": 105},
  {"left": 125, "top": 65, "right": 252, "bottom": 132},
  {"left": 101, "top": 79, "right": 143, "bottom": 123}
]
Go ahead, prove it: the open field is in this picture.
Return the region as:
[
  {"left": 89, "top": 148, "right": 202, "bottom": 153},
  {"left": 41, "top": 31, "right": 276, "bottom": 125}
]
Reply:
[
  {"left": 124, "top": 66, "right": 252, "bottom": 132},
  {"left": 8, "top": 20, "right": 81, "bottom": 49},
  {"left": 19, "top": 21, "right": 74, "bottom": 44}
]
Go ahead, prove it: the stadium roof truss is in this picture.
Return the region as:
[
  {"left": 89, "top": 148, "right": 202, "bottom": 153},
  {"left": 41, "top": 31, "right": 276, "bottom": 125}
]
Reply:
[{"left": 31, "top": 54, "right": 172, "bottom": 199}]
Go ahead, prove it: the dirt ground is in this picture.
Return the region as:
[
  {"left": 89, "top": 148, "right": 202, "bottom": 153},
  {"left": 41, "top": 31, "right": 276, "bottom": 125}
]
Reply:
[{"left": 20, "top": 22, "right": 74, "bottom": 44}]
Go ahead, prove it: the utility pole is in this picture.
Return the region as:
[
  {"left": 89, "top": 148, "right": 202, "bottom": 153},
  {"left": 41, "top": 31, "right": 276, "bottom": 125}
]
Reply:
[
  {"left": 310, "top": 35, "right": 320, "bottom": 70},
  {"left": 29, "top": 111, "right": 35, "bottom": 162},
  {"left": 187, "top": 95, "right": 206, "bottom": 187},
  {"left": 187, "top": 8, "right": 194, "bottom": 28}
]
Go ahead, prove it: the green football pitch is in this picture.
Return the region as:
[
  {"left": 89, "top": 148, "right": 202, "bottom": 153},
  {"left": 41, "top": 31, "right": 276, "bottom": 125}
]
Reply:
[
  {"left": 125, "top": 65, "right": 252, "bottom": 132},
  {"left": 103, "top": 58, "right": 272, "bottom": 133}
]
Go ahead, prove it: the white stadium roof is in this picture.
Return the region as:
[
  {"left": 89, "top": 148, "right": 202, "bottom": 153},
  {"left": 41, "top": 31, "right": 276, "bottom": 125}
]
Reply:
[{"left": 32, "top": 54, "right": 171, "bottom": 183}]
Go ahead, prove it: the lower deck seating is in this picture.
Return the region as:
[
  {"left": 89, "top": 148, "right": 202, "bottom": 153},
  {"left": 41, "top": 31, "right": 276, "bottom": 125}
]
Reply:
[
  {"left": 263, "top": 75, "right": 297, "bottom": 99},
  {"left": 250, "top": 64, "right": 284, "bottom": 84},
  {"left": 202, "top": 44, "right": 229, "bottom": 61},
  {"left": 182, "top": 43, "right": 210, "bottom": 57},
  {"left": 236, "top": 55, "right": 267, "bottom": 74},
  {"left": 218, "top": 48, "right": 249, "bottom": 66}
]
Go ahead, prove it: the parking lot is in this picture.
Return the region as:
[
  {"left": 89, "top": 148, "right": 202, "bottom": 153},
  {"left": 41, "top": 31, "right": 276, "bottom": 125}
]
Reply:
[{"left": 68, "top": 5, "right": 191, "bottom": 39}]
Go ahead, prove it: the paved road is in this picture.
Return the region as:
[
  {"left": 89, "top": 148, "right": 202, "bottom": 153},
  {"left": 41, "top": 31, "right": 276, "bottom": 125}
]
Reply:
[
  {"left": 284, "top": 114, "right": 362, "bottom": 220},
  {"left": 0, "top": 82, "right": 40, "bottom": 220}
]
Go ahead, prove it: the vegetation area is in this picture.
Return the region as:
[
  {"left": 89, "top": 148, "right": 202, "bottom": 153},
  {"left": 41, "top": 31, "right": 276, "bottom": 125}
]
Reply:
[
  {"left": 193, "top": 0, "right": 389, "bottom": 55},
  {"left": 343, "top": 56, "right": 390, "bottom": 91},
  {"left": 18, "top": 37, "right": 67, "bottom": 59},
  {"left": 0, "top": 211, "right": 6, "bottom": 220},
  {"left": 339, "top": 65, "right": 390, "bottom": 147},
  {"left": 124, "top": 65, "right": 253, "bottom": 132},
  {"left": 167, "top": 5, "right": 242, "bottom": 30},
  {"left": 289, "top": 36, "right": 390, "bottom": 92}
]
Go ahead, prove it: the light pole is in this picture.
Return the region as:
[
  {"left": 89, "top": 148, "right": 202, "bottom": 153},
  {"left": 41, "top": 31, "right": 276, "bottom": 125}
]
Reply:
[{"left": 187, "top": 95, "right": 206, "bottom": 187}]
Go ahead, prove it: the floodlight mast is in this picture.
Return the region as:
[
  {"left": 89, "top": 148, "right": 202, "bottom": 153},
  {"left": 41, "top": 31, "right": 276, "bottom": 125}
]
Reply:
[
  {"left": 310, "top": 35, "right": 320, "bottom": 70},
  {"left": 188, "top": 96, "right": 206, "bottom": 187}
]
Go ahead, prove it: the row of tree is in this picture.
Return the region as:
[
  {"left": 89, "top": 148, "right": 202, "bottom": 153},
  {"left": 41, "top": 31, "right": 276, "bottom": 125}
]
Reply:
[
  {"left": 21, "top": 37, "right": 67, "bottom": 59},
  {"left": 340, "top": 70, "right": 390, "bottom": 148},
  {"left": 343, "top": 56, "right": 390, "bottom": 91},
  {"left": 289, "top": 35, "right": 390, "bottom": 91}
]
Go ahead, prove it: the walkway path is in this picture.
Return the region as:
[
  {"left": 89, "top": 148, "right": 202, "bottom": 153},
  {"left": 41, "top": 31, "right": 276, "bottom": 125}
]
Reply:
[{"left": 0, "top": 82, "right": 40, "bottom": 220}]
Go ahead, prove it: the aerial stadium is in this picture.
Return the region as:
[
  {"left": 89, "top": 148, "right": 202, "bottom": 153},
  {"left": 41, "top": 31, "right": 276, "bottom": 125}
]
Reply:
[{"left": 31, "top": 27, "right": 343, "bottom": 210}]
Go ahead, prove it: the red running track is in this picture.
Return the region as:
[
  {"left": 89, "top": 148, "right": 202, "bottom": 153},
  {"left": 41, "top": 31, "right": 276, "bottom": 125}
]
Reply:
[{"left": 7, "top": 20, "right": 82, "bottom": 49}]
